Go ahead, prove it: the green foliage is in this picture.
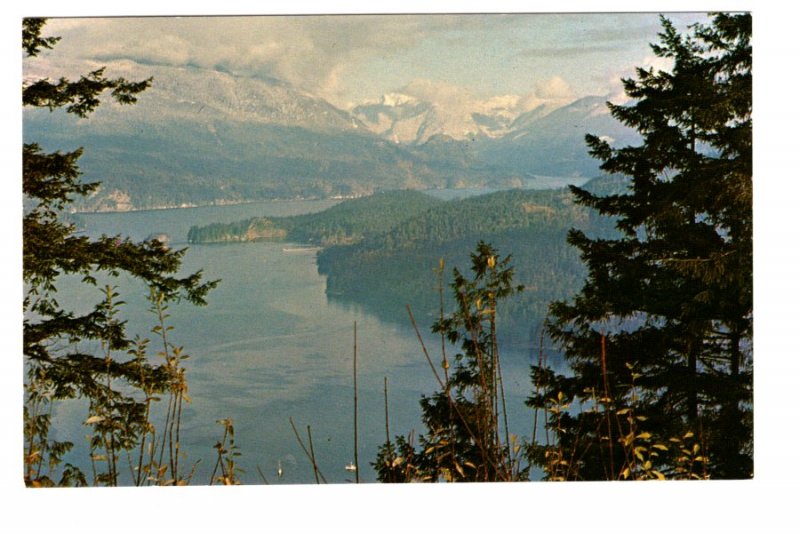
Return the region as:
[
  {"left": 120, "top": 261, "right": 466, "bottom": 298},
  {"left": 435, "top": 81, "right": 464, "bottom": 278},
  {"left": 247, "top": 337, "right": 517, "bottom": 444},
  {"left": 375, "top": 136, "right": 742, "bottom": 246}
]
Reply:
[
  {"left": 530, "top": 13, "right": 752, "bottom": 480},
  {"left": 22, "top": 18, "right": 60, "bottom": 57},
  {"left": 529, "top": 359, "right": 711, "bottom": 481},
  {"left": 319, "top": 185, "right": 620, "bottom": 344},
  {"left": 374, "top": 243, "right": 529, "bottom": 482},
  {"left": 187, "top": 190, "right": 443, "bottom": 244},
  {"left": 210, "top": 419, "right": 242, "bottom": 485},
  {"left": 22, "top": 18, "right": 218, "bottom": 487}
]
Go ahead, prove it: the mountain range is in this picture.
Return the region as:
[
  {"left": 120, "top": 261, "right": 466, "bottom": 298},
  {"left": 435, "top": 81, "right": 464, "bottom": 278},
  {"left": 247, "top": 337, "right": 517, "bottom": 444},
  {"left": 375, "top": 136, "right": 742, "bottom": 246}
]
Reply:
[{"left": 23, "top": 61, "right": 638, "bottom": 211}]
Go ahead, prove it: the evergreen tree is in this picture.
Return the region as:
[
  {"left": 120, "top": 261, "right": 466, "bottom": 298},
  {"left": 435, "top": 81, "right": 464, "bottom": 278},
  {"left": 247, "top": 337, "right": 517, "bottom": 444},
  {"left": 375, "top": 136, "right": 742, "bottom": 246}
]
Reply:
[
  {"left": 528, "top": 13, "right": 752, "bottom": 479},
  {"left": 23, "top": 19, "right": 217, "bottom": 486},
  {"left": 374, "top": 243, "right": 528, "bottom": 482}
]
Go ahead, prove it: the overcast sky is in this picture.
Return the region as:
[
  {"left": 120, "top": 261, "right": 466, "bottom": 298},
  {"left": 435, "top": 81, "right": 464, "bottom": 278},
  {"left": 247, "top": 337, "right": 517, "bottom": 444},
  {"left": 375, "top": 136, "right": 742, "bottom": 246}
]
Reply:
[{"left": 29, "top": 13, "right": 709, "bottom": 109}]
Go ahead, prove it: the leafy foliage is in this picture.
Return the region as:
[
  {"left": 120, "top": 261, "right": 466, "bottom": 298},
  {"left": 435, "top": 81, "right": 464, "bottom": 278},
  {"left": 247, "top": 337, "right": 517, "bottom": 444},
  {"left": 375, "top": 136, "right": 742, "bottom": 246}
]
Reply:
[
  {"left": 374, "top": 243, "right": 529, "bottom": 482},
  {"left": 210, "top": 419, "right": 242, "bottom": 485}
]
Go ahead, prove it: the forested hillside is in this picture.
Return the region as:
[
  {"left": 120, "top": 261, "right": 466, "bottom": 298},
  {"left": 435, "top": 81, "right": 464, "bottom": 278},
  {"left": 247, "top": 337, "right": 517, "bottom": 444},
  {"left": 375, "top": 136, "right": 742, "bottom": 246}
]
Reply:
[
  {"left": 187, "top": 190, "right": 444, "bottom": 244},
  {"left": 23, "top": 54, "right": 635, "bottom": 212},
  {"left": 188, "top": 178, "right": 625, "bottom": 347},
  {"left": 317, "top": 180, "right": 624, "bottom": 347}
]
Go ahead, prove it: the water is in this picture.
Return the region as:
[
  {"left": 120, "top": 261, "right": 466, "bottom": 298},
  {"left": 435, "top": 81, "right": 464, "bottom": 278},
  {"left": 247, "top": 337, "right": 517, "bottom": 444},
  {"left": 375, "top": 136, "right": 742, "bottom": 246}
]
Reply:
[
  {"left": 47, "top": 199, "right": 538, "bottom": 485},
  {"left": 424, "top": 175, "right": 590, "bottom": 200}
]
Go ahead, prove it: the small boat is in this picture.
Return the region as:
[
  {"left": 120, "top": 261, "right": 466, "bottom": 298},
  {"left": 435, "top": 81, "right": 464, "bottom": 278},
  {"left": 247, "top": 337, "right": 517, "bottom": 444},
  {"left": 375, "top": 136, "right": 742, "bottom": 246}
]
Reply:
[
  {"left": 282, "top": 246, "right": 322, "bottom": 254},
  {"left": 344, "top": 462, "right": 357, "bottom": 472}
]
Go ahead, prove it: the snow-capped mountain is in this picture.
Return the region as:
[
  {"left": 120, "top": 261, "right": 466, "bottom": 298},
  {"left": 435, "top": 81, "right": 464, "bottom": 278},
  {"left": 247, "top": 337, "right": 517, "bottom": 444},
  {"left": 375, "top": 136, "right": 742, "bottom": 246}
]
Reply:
[
  {"left": 475, "top": 95, "right": 639, "bottom": 177},
  {"left": 352, "top": 91, "right": 517, "bottom": 144},
  {"left": 24, "top": 62, "right": 636, "bottom": 210},
  {"left": 28, "top": 60, "right": 366, "bottom": 135},
  {"left": 351, "top": 84, "right": 574, "bottom": 144}
]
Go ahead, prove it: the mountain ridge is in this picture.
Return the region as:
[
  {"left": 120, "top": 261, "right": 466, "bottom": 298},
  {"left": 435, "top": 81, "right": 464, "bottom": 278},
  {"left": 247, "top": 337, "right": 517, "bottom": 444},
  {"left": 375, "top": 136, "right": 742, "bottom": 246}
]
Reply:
[{"left": 23, "top": 61, "right": 637, "bottom": 211}]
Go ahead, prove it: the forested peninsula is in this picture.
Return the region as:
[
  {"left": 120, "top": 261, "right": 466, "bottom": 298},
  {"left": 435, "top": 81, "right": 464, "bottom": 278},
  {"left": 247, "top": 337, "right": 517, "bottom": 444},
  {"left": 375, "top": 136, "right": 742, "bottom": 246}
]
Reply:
[
  {"left": 187, "top": 190, "right": 443, "bottom": 245},
  {"left": 187, "top": 179, "right": 625, "bottom": 344}
]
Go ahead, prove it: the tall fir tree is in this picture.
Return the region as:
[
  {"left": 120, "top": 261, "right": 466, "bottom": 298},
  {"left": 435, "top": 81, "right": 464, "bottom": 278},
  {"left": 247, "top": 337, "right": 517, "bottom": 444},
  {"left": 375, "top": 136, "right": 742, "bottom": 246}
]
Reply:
[
  {"left": 528, "top": 13, "right": 752, "bottom": 480},
  {"left": 23, "top": 19, "right": 217, "bottom": 486}
]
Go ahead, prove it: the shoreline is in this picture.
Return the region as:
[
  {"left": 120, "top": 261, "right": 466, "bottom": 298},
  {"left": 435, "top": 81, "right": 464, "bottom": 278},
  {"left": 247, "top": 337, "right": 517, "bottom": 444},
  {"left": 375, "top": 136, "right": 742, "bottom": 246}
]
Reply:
[{"left": 71, "top": 196, "right": 347, "bottom": 215}]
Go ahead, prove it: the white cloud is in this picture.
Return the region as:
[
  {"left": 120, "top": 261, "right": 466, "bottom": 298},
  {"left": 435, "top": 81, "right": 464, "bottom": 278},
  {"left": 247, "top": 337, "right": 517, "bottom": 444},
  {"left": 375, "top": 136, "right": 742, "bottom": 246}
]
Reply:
[
  {"left": 29, "top": 14, "right": 687, "bottom": 109},
  {"left": 607, "top": 88, "right": 631, "bottom": 106},
  {"left": 534, "top": 76, "right": 575, "bottom": 100},
  {"left": 511, "top": 76, "right": 576, "bottom": 113},
  {"left": 38, "top": 15, "right": 490, "bottom": 107},
  {"left": 401, "top": 79, "right": 473, "bottom": 107}
]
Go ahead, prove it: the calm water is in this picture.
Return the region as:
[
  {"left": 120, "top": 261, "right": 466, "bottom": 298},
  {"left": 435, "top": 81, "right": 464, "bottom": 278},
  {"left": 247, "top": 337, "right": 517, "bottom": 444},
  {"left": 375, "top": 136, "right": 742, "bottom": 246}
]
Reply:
[
  {"left": 424, "top": 175, "right": 589, "bottom": 200},
  {"left": 49, "top": 199, "right": 538, "bottom": 484}
]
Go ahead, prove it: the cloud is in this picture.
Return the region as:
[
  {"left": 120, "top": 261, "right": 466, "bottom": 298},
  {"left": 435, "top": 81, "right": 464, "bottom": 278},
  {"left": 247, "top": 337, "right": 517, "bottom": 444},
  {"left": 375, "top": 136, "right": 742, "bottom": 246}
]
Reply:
[
  {"left": 401, "top": 76, "right": 574, "bottom": 109},
  {"left": 517, "top": 44, "right": 624, "bottom": 59},
  {"left": 401, "top": 79, "right": 473, "bottom": 106},
  {"left": 534, "top": 76, "right": 575, "bottom": 100},
  {"left": 506, "top": 76, "right": 577, "bottom": 114},
  {"left": 391, "top": 76, "right": 577, "bottom": 122},
  {"left": 30, "top": 14, "right": 692, "bottom": 108},
  {"left": 39, "top": 15, "right": 497, "bottom": 106},
  {"left": 579, "top": 21, "right": 666, "bottom": 44}
]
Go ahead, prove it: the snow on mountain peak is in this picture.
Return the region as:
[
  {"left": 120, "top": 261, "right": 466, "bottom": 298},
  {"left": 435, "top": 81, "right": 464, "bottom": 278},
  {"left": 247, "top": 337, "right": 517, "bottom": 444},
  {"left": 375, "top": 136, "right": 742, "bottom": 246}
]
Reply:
[{"left": 382, "top": 92, "right": 419, "bottom": 107}]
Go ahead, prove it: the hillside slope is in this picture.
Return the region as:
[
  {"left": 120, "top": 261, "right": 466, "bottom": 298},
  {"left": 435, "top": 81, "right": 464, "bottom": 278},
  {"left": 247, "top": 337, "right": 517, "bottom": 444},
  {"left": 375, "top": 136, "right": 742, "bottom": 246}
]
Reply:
[
  {"left": 187, "top": 190, "right": 444, "bottom": 245},
  {"left": 317, "top": 181, "right": 624, "bottom": 347},
  {"left": 24, "top": 62, "right": 636, "bottom": 211}
]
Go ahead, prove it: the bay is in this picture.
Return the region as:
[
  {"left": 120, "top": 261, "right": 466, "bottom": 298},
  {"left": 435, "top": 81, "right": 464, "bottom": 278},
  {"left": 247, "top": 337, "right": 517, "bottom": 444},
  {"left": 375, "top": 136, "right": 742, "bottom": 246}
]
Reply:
[{"left": 50, "top": 199, "right": 538, "bottom": 484}]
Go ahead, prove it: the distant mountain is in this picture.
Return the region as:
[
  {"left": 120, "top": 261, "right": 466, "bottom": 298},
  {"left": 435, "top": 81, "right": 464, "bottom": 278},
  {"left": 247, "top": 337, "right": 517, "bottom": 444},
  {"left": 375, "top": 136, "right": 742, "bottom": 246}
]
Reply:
[
  {"left": 351, "top": 91, "right": 520, "bottom": 144},
  {"left": 354, "top": 92, "right": 639, "bottom": 185},
  {"left": 23, "top": 61, "right": 636, "bottom": 211},
  {"left": 24, "top": 64, "right": 495, "bottom": 211},
  {"left": 475, "top": 96, "right": 640, "bottom": 177},
  {"left": 509, "top": 102, "right": 562, "bottom": 130}
]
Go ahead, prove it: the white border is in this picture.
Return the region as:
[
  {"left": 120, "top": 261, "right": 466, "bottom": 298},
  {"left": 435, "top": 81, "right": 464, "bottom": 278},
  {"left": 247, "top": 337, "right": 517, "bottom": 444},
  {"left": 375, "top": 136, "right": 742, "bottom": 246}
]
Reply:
[{"left": 4, "top": 2, "right": 797, "bottom": 532}]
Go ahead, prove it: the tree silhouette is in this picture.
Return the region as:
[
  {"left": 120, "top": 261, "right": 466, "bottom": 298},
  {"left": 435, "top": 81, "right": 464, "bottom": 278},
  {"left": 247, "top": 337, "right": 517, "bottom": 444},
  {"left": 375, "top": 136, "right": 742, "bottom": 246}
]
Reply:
[
  {"left": 529, "top": 13, "right": 752, "bottom": 480},
  {"left": 23, "top": 18, "right": 217, "bottom": 486}
]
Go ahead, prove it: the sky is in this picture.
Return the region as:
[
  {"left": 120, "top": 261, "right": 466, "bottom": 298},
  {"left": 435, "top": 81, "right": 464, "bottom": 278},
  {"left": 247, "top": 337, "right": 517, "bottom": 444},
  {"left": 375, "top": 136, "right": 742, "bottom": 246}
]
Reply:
[{"left": 30, "top": 12, "right": 710, "bottom": 109}]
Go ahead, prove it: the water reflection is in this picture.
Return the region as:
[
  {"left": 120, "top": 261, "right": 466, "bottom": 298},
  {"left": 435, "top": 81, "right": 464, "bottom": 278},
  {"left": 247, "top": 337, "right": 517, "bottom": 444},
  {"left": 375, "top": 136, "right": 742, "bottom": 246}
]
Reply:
[{"left": 46, "top": 199, "right": 553, "bottom": 484}]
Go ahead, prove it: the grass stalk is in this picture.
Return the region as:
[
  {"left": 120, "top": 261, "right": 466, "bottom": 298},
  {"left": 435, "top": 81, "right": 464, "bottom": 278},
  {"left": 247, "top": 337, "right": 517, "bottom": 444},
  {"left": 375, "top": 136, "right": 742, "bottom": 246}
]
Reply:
[
  {"left": 209, "top": 421, "right": 230, "bottom": 485},
  {"left": 532, "top": 326, "right": 546, "bottom": 446},
  {"left": 174, "top": 369, "right": 185, "bottom": 480},
  {"left": 289, "top": 417, "right": 328, "bottom": 483},
  {"left": 405, "top": 304, "right": 491, "bottom": 476},
  {"left": 600, "top": 334, "right": 615, "bottom": 479},
  {"left": 495, "top": 338, "right": 512, "bottom": 477},
  {"left": 256, "top": 464, "right": 270, "bottom": 484},
  {"left": 353, "top": 321, "right": 360, "bottom": 483},
  {"left": 134, "top": 366, "right": 153, "bottom": 486},
  {"left": 436, "top": 260, "right": 457, "bottom": 471},
  {"left": 307, "top": 425, "right": 321, "bottom": 484},
  {"left": 383, "top": 376, "right": 391, "bottom": 450}
]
